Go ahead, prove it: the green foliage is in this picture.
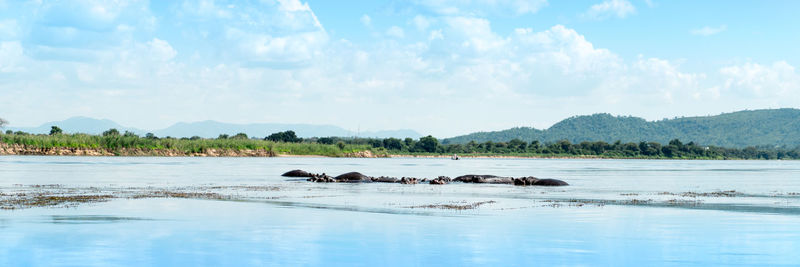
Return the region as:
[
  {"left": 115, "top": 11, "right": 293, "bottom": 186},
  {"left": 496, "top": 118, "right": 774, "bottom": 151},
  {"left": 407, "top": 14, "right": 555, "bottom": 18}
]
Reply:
[
  {"left": 0, "top": 132, "right": 371, "bottom": 157},
  {"left": 232, "top": 133, "right": 248, "bottom": 140},
  {"left": 49, "top": 126, "right": 63, "bottom": 135},
  {"left": 414, "top": 135, "right": 439, "bottom": 153},
  {"left": 317, "top": 137, "right": 335, "bottom": 145},
  {"left": 265, "top": 130, "right": 302, "bottom": 143},
  {"left": 124, "top": 131, "right": 138, "bottom": 138},
  {"left": 102, "top": 128, "right": 120, "bottom": 136},
  {"left": 443, "top": 109, "right": 800, "bottom": 148}
]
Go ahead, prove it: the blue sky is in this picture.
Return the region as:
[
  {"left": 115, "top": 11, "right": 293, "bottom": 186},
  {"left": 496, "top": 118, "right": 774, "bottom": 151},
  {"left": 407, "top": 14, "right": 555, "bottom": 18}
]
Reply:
[{"left": 1, "top": 0, "right": 799, "bottom": 137}]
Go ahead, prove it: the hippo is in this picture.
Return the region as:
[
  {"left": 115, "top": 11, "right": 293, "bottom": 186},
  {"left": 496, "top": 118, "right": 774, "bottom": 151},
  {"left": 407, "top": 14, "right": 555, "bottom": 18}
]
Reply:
[
  {"left": 429, "top": 176, "right": 451, "bottom": 185},
  {"left": 399, "top": 177, "right": 419, "bottom": 184},
  {"left": 334, "top": 172, "right": 373, "bottom": 182},
  {"left": 484, "top": 177, "right": 514, "bottom": 184},
  {"left": 307, "top": 173, "right": 335, "bottom": 183},
  {"left": 532, "top": 178, "right": 569, "bottom": 186},
  {"left": 290, "top": 170, "right": 569, "bottom": 186},
  {"left": 513, "top": 177, "right": 539, "bottom": 186},
  {"left": 453, "top": 174, "right": 499, "bottom": 183},
  {"left": 282, "top": 169, "right": 313, "bottom": 177},
  {"left": 372, "top": 176, "right": 400, "bottom": 183}
]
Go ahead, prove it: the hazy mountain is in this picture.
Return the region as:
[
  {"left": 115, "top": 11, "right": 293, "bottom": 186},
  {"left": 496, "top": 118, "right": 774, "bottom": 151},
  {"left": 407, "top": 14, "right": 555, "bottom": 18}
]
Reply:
[
  {"left": 443, "top": 109, "right": 800, "bottom": 148},
  {"left": 6, "top": 116, "right": 147, "bottom": 135},
  {"left": 6, "top": 117, "right": 422, "bottom": 139},
  {"left": 152, "top": 120, "right": 422, "bottom": 138}
]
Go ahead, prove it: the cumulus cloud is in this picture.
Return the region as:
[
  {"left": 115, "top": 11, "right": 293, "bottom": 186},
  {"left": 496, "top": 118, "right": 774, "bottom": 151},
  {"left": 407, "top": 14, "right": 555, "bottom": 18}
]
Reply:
[
  {"left": 584, "top": 0, "right": 636, "bottom": 20},
  {"left": 412, "top": 15, "right": 431, "bottom": 31},
  {"left": 0, "top": 41, "right": 25, "bottom": 73},
  {"left": 690, "top": 25, "right": 727, "bottom": 36},
  {"left": 720, "top": 61, "right": 799, "bottom": 98},
  {"left": 386, "top": 26, "right": 405, "bottom": 38},
  {"left": 360, "top": 14, "right": 371, "bottom": 27},
  {"left": 413, "top": 0, "right": 548, "bottom": 16},
  {"left": 2, "top": 0, "right": 795, "bottom": 136},
  {"left": 0, "top": 19, "right": 20, "bottom": 40}
]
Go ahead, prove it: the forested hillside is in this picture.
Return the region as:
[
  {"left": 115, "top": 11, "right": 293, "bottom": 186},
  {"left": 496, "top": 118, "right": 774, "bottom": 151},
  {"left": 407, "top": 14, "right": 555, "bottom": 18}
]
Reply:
[{"left": 443, "top": 109, "right": 800, "bottom": 148}]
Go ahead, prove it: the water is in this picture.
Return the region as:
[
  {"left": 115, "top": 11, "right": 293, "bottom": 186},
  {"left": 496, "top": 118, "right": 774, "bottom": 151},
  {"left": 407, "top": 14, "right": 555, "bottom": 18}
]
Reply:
[{"left": 2, "top": 156, "right": 800, "bottom": 266}]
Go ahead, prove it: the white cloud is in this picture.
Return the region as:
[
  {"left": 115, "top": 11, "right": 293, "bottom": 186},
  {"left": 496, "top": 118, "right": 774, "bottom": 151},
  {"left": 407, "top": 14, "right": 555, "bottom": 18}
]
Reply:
[
  {"left": 690, "top": 25, "right": 727, "bottom": 36},
  {"left": 720, "top": 61, "right": 799, "bottom": 98},
  {"left": 510, "top": 0, "right": 549, "bottom": 15},
  {"left": 386, "top": 26, "right": 405, "bottom": 38},
  {"left": 584, "top": 0, "right": 636, "bottom": 20},
  {"left": 147, "top": 38, "right": 177, "bottom": 61},
  {"left": 513, "top": 25, "right": 621, "bottom": 75},
  {"left": 3, "top": 0, "right": 798, "bottom": 137},
  {"left": 0, "top": 19, "right": 19, "bottom": 40},
  {"left": 413, "top": 0, "right": 548, "bottom": 16},
  {"left": 360, "top": 14, "right": 371, "bottom": 27},
  {"left": 445, "top": 17, "right": 506, "bottom": 53},
  {"left": 0, "top": 41, "right": 25, "bottom": 72},
  {"left": 429, "top": 29, "right": 444, "bottom": 41},
  {"left": 412, "top": 15, "right": 431, "bottom": 31}
]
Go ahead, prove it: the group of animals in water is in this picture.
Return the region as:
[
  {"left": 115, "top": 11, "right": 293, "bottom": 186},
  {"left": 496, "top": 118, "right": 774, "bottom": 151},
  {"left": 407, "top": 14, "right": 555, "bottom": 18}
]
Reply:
[{"left": 282, "top": 170, "right": 569, "bottom": 186}]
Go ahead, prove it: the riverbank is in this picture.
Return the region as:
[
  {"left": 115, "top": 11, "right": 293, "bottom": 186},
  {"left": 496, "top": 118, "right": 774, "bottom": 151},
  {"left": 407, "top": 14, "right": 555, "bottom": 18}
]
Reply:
[
  {"left": 0, "top": 142, "right": 722, "bottom": 160},
  {"left": 0, "top": 133, "right": 785, "bottom": 160},
  {"left": 0, "top": 142, "right": 387, "bottom": 158}
]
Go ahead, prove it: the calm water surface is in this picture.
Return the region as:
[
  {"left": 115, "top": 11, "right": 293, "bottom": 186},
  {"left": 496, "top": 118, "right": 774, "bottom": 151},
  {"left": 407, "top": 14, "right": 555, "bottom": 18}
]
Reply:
[{"left": 1, "top": 156, "right": 800, "bottom": 266}]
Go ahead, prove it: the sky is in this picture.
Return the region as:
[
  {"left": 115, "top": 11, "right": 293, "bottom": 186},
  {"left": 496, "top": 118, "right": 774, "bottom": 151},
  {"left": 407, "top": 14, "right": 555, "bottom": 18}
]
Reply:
[{"left": 1, "top": 0, "right": 799, "bottom": 137}]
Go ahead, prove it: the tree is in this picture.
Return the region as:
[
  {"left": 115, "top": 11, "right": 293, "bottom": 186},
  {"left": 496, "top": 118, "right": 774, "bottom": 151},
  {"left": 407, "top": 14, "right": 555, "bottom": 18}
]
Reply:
[
  {"left": 317, "top": 137, "right": 336, "bottom": 145},
  {"left": 414, "top": 135, "right": 439, "bottom": 153},
  {"left": 508, "top": 138, "right": 527, "bottom": 152},
  {"left": 103, "top": 128, "right": 120, "bottom": 136},
  {"left": 232, "top": 133, "right": 248, "bottom": 140},
  {"left": 49, "top": 126, "right": 63, "bottom": 135},
  {"left": 265, "top": 130, "right": 302, "bottom": 143},
  {"left": 146, "top": 133, "right": 158, "bottom": 139},
  {"left": 404, "top": 138, "right": 416, "bottom": 150},
  {"left": 123, "top": 131, "right": 138, "bottom": 138},
  {"left": 382, "top": 138, "right": 403, "bottom": 150},
  {"left": 217, "top": 134, "right": 229, "bottom": 139},
  {"left": 0, "top": 117, "right": 7, "bottom": 129}
]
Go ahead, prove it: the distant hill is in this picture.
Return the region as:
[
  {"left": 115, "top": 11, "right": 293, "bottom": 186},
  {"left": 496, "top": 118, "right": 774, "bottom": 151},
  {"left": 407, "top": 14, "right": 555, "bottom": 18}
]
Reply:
[
  {"left": 7, "top": 117, "right": 422, "bottom": 139},
  {"left": 7, "top": 117, "right": 147, "bottom": 135},
  {"left": 443, "top": 109, "right": 800, "bottom": 148}
]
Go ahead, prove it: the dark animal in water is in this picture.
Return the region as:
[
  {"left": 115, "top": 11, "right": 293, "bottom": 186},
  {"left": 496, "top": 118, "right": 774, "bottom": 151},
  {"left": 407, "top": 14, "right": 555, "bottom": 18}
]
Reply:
[
  {"left": 532, "top": 178, "right": 569, "bottom": 186},
  {"left": 282, "top": 169, "right": 313, "bottom": 177},
  {"left": 286, "top": 170, "right": 569, "bottom": 186},
  {"left": 334, "top": 172, "right": 373, "bottom": 182}
]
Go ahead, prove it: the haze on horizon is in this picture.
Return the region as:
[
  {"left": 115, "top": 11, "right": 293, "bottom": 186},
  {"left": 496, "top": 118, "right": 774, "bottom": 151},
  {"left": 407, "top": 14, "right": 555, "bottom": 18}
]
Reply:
[{"left": 1, "top": 0, "right": 799, "bottom": 137}]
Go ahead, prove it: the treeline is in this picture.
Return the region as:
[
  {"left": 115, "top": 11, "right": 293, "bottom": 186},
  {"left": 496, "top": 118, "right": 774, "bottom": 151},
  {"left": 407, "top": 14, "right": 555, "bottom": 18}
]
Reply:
[
  {"left": 0, "top": 128, "right": 370, "bottom": 157},
  {"left": 260, "top": 130, "right": 800, "bottom": 160},
  {"left": 306, "top": 134, "right": 799, "bottom": 160},
  {"left": 3, "top": 127, "right": 800, "bottom": 159}
]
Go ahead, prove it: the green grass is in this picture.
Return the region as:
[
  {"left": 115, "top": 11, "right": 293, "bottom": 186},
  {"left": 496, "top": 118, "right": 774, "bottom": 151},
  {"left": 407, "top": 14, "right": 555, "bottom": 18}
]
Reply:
[
  {"left": 0, "top": 133, "right": 776, "bottom": 159},
  {"left": 0, "top": 133, "right": 371, "bottom": 157}
]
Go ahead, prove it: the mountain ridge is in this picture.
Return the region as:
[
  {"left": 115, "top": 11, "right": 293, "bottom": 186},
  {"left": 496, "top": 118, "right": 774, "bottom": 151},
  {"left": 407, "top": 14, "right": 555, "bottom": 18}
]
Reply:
[
  {"left": 443, "top": 109, "right": 800, "bottom": 148},
  {"left": 6, "top": 117, "right": 422, "bottom": 139}
]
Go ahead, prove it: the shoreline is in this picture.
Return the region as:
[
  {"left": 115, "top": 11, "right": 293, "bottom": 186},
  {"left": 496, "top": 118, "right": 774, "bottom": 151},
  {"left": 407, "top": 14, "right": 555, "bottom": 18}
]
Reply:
[{"left": 0, "top": 143, "right": 759, "bottom": 160}]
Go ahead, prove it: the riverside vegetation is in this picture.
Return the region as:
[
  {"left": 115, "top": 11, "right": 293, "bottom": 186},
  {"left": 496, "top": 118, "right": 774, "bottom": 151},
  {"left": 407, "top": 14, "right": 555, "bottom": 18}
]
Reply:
[{"left": 2, "top": 126, "right": 800, "bottom": 159}]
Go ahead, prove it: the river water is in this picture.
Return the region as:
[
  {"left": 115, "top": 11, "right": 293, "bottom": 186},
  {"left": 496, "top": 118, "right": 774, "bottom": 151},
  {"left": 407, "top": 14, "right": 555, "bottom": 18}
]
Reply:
[{"left": 1, "top": 156, "right": 799, "bottom": 266}]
